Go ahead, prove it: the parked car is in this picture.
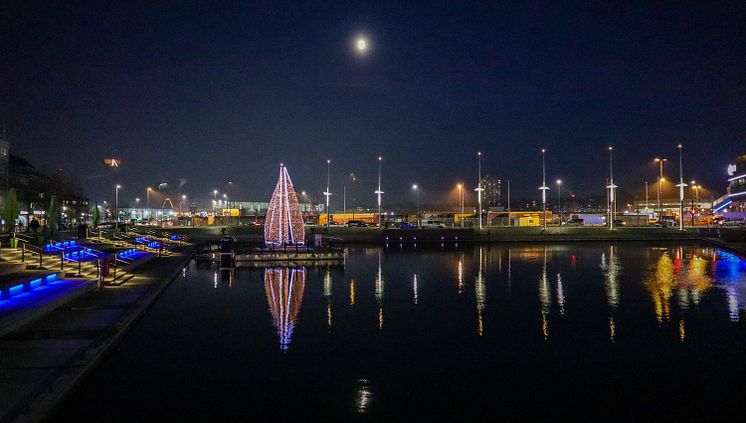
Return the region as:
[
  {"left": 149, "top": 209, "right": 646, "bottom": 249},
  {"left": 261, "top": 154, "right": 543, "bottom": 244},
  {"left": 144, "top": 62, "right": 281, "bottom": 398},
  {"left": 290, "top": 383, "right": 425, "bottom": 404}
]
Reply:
[
  {"left": 398, "top": 222, "right": 415, "bottom": 230},
  {"left": 722, "top": 218, "right": 745, "bottom": 227},
  {"left": 346, "top": 220, "right": 368, "bottom": 227},
  {"left": 565, "top": 218, "right": 584, "bottom": 226},
  {"left": 419, "top": 219, "right": 446, "bottom": 229},
  {"left": 613, "top": 219, "right": 627, "bottom": 226}
]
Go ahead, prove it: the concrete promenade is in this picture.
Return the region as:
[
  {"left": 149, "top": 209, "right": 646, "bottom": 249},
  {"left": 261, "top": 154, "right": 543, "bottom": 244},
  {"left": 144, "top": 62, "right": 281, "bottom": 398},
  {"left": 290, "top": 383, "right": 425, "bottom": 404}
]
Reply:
[{"left": 0, "top": 247, "right": 192, "bottom": 423}]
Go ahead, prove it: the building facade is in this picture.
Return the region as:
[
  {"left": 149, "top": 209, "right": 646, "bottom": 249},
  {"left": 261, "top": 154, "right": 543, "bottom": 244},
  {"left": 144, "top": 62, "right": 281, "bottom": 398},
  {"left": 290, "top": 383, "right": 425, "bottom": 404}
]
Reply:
[{"left": 480, "top": 176, "right": 501, "bottom": 209}]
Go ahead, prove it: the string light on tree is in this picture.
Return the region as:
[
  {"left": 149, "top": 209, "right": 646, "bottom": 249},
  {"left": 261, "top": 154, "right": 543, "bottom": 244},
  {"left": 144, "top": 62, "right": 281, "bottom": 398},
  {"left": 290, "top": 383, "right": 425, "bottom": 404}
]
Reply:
[{"left": 264, "top": 164, "right": 305, "bottom": 245}]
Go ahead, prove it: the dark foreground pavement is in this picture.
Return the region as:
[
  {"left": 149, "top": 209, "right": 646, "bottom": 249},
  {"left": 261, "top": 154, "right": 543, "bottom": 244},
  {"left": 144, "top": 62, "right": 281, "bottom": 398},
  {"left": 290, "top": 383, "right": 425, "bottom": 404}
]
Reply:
[{"left": 0, "top": 248, "right": 192, "bottom": 423}]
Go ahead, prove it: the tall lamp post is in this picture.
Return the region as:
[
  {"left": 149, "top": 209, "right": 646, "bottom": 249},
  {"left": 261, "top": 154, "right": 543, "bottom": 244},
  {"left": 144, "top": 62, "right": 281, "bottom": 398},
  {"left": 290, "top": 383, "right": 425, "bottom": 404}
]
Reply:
[
  {"left": 457, "top": 183, "right": 464, "bottom": 214},
  {"left": 556, "top": 179, "right": 562, "bottom": 225},
  {"left": 349, "top": 173, "right": 356, "bottom": 219},
  {"left": 324, "top": 159, "right": 332, "bottom": 228},
  {"left": 375, "top": 157, "right": 383, "bottom": 228},
  {"left": 606, "top": 146, "right": 617, "bottom": 230},
  {"left": 654, "top": 157, "right": 668, "bottom": 218},
  {"left": 691, "top": 181, "right": 700, "bottom": 204},
  {"left": 675, "top": 144, "right": 687, "bottom": 231},
  {"left": 115, "top": 185, "right": 121, "bottom": 229},
  {"left": 412, "top": 184, "right": 419, "bottom": 215},
  {"left": 146, "top": 187, "right": 153, "bottom": 221},
  {"left": 539, "top": 149, "right": 549, "bottom": 230},
  {"left": 213, "top": 189, "right": 218, "bottom": 217},
  {"left": 475, "top": 152, "right": 484, "bottom": 229},
  {"left": 135, "top": 198, "right": 140, "bottom": 222}
]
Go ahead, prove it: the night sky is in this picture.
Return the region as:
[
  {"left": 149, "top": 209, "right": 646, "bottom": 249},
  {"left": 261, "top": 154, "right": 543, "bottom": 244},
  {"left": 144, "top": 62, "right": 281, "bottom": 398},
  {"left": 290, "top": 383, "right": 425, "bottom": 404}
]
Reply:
[{"left": 3, "top": 1, "right": 745, "bottom": 208}]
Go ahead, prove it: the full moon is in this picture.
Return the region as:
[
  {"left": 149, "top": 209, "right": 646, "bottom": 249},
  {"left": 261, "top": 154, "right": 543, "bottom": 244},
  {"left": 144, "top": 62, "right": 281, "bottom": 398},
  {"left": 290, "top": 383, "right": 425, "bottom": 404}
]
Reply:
[{"left": 356, "top": 38, "right": 368, "bottom": 53}]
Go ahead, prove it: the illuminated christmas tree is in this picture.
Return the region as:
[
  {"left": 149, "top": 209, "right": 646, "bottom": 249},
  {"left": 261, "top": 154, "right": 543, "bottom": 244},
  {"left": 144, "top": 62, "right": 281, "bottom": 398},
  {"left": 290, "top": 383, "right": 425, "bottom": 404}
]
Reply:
[
  {"left": 264, "top": 267, "right": 306, "bottom": 351},
  {"left": 264, "top": 164, "right": 305, "bottom": 245}
]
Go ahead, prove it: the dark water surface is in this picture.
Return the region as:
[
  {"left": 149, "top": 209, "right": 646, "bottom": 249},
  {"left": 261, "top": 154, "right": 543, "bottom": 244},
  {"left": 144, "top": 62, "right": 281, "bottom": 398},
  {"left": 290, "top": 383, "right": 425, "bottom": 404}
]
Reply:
[{"left": 57, "top": 243, "right": 746, "bottom": 421}]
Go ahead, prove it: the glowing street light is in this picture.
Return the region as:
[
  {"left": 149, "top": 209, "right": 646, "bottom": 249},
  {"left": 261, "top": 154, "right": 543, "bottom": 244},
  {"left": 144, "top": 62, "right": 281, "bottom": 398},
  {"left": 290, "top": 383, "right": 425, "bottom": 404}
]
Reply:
[
  {"left": 475, "top": 152, "right": 484, "bottom": 229},
  {"left": 654, "top": 157, "right": 668, "bottom": 217},
  {"left": 412, "top": 184, "right": 420, "bottom": 215},
  {"left": 675, "top": 144, "right": 687, "bottom": 231},
  {"left": 556, "top": 179, "right": 562, "bottom": 224},
  {"left": 213, "top": 189, "right": 218, "bottom": 216},
  {"left": 606, "top": 146, "right": 618, "bottom": 230},
  {"left": 690, "top": 181, "right": 701, "bottom": 203},
  {"left": 324, "top": 159, "right": 332, "bottom": 228},
  {"left": 457, "top": 183, "right": 464, "bottom": 214},
  {"left": 146, "top": 187, "right": 153, "bottom": 220},
  {"left": 115, "top": 185, "right": 122, "bottom": 228},
  {"left": 375, "top": 157, "right": 384, "bottom": 227},
  {"left": 539, "top": 149, "right": 549, "bottom": 230}
]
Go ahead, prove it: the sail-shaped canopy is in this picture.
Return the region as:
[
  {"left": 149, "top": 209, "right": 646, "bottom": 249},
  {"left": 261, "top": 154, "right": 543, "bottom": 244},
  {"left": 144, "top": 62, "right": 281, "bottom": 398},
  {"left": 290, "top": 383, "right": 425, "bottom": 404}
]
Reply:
[{"left": 264, "top": 165, "right": 305, "bottom": 245}]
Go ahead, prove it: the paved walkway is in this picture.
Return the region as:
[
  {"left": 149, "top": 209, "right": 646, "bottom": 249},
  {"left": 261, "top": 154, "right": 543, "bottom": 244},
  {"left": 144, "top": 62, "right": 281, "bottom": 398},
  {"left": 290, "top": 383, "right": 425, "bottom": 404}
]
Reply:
[{"left": 0, "top": 248, "right": 192, "bottom": 423}]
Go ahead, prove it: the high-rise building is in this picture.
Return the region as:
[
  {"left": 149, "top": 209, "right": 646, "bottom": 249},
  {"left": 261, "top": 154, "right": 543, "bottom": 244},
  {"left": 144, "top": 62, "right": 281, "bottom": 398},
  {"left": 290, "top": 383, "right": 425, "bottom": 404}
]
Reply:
[{"left": 480, "top": 176, "right": 502, "bottom": 209}]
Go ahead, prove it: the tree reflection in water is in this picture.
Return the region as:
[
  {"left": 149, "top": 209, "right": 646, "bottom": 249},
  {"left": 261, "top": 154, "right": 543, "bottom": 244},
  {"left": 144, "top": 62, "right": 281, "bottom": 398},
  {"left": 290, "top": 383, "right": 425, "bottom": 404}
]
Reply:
[{"left": 264, "top": 267, "right": 306, "bottom": 351}]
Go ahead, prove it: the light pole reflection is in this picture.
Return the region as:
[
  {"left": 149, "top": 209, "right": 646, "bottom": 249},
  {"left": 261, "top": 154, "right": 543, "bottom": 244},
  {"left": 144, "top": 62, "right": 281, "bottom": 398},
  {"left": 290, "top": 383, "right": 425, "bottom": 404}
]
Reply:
[
  {"left": 539, "top": 247, "right": 550, "bottom": 339},
  {"left": 601, "top": 245, "right": 621, "bottom": 342},
  {"left": 375, "top": 250, "right": 384, "bottom": 331},
  {"left": 475, "top": 247, "right": 486, "bottom": 336},
  {"left": 324, "top": 268, "right": 332, "bottom": 330}
]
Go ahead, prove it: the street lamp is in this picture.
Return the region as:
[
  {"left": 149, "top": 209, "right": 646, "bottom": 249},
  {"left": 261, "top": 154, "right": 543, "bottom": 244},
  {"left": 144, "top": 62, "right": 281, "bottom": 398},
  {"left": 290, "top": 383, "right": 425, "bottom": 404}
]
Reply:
[
  {"left": 556, "top": 179, "right": 562, "bottom": 224},
  {"left": 475, "top": 152, "right": 484, "bottom": 229},
  {"left": 115, "top": 185, "right": 121, "bottom": 229},
  {"left": 375, "top": 157, "right": 384, "bottom": 227},
  {"left": 654, "top": 157, "right": 668, "bottom": 218},
  {"left": 457, "top": 183, "right": 464, "bottom": 214},
  {"left": 606, "top": 146, "right": 618, "bottom": 230},
  {"left": 412, "top": 184, "right": 419, "bottom": 215},
  {"left": 135, "top": 198, "right": 140, "bottom": 222},
  {"left": 213, "top": 189, "right": 218, "bottom": 217},
  {"left": 349, "top": 172, "right": 357, "bottom": 220},
  {"left": 324, "top": 159, "right": 332, "bottom": 228},
  {"left": 146, "top": 187, "right": 153, "bottom": 221},
  {"left": 691, "top": 181, "right": 700, "bottom": 204},
  {"left": 539, "top": 149, "right": 549, "bottom": 230},
  {"left": 675, "top": 144, "right": 687, "bottom": 231}
]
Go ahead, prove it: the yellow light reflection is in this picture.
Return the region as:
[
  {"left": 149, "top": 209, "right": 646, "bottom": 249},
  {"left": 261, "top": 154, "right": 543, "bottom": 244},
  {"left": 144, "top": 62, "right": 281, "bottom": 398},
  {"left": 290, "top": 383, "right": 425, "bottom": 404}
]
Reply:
[
  {"left": 679, "top": 319, "right": 685, "bottom": 343},
  {"left": 457, "top": 259, "right": 464, "bottom": 294},
  {"left": 644, "top": 252, "right": 675, "bottom": 324},
  {"left": 350, "top": 279, "right": 356, "bottom": 307}
]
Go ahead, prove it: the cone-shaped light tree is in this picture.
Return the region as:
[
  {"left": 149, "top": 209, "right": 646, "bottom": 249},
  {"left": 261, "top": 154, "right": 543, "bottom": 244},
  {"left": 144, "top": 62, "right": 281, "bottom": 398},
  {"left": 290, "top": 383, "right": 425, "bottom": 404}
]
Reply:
[{"left": 264, "top": 165, "right": 305, "bottom": 245}]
